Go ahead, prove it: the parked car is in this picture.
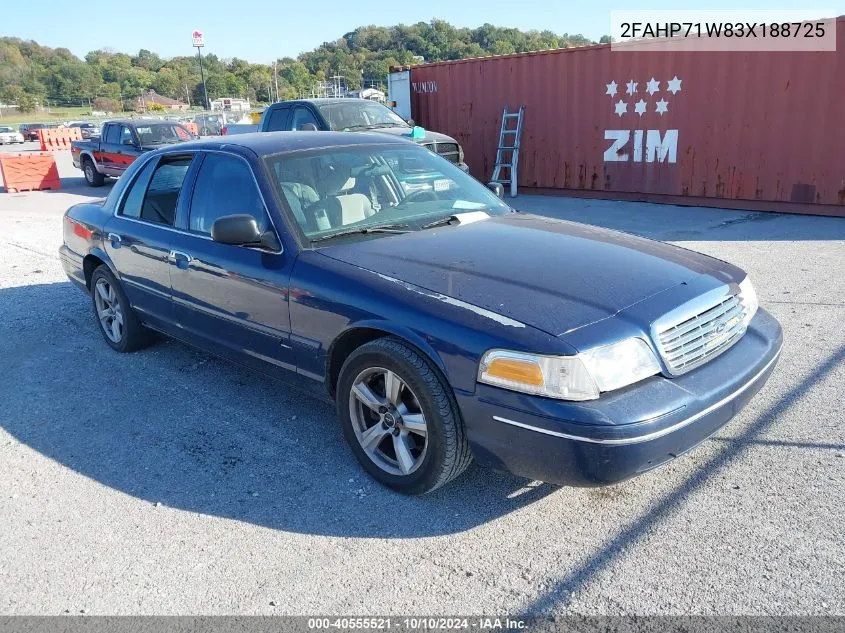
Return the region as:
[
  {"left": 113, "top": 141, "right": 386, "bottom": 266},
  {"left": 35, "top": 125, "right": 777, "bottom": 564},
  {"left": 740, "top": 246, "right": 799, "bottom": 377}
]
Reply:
[
  {"left": 68, "top": 122, "right": 100, "bottom": 140},
  {"left": 71, "top": 119, "right": 195, "bottom": 186},
  {"left": 18, "top": 122, "right": 57, "bottom": 141},
  {"left": 59, "top": 132, "right": 782, "bottom": 494},
  {"left": 194, "top": 113, "right": 225, "bottom": 135},
  {"left": 226, "top": 98, "right": 468, "bottom": 173},
  {"left": 0, "top": 126, "right": 25, "bottom": 144}
]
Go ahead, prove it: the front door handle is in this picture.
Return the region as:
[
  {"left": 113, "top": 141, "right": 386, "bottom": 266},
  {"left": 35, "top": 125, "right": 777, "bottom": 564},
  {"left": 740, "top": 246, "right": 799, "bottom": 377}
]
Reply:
[
  {"left": 169, "top": 250, "right": 193, "bottom": 269},
  {"left": 107, "top": 233, "right": 122, "bottom": 248}
]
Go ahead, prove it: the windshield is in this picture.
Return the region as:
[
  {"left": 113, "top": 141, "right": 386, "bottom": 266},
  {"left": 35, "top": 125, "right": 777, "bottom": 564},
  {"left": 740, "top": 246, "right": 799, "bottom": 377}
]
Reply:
[
  {"left": 316, "top": 101, "right": 409, "bottom": 131},
  {"left": 265, "top": 143, "right": 511, "bottom": 243},
  {"left": 0, "top": 127, "right": 13, "bottom": 133},
  {"left": 135, "top": 123, "right": 192, "bottom": 145}
]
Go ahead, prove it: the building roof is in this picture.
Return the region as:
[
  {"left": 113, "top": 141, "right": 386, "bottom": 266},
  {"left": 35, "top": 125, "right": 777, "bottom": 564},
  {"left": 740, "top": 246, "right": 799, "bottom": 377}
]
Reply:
[{"left": 139, "top": 90, "right": 187, "bottom": 107}]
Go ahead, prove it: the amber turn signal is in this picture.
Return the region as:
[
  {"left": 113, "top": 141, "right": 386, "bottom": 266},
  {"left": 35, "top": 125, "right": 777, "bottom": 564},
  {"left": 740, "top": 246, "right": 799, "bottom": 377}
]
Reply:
[{"left": 484, "top": 357, "right": 545, "bottom": 386}]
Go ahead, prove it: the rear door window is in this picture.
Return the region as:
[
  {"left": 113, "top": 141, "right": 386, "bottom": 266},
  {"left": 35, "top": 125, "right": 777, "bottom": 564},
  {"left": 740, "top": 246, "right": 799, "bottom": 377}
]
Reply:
[
  {"left": 265, "top": 106, "right": 290, "bottom": 131},
  {"left": 119, "top": 159, "right": 158, "bottom": 219},
  {"left": 104, "top": 125, "right": 120, "bottom": 145},
  {"left": 117, "top": 155, "right": 193, "bottom": 226}
]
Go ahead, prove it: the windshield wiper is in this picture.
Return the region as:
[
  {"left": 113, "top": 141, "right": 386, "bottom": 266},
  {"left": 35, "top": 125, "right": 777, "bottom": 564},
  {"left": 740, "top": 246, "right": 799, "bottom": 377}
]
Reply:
[
  {"left": 310, "top": 224, "right": 410, "bottom": 243},
  {"left": 421, "top": 215, "right": 460, "bottom": 230},
  {"left": 351, "top": 122, "right": 407, "bottom": 130}
]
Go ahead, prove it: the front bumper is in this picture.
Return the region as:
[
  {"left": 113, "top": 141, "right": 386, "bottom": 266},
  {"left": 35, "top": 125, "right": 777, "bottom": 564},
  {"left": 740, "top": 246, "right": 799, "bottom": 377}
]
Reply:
[{"left": 456, "top": 308, "right": 783, "bottom": 486}]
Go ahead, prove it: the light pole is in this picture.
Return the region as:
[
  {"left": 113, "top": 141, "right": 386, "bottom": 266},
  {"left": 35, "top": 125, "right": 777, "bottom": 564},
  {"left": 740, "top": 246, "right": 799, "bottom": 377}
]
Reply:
[{"left": 192, "top": 30, "right": 210, "bottom": 110}]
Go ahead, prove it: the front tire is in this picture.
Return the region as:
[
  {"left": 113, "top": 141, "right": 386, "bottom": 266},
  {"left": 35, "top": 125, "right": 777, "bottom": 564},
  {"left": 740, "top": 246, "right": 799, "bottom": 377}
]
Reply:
[
  {"left": 90, "top": 266, "right": 152, "bottom": 352},
  {"left": 337, "top": 337, "right": 472, "bottom": 494},
  {"left": 83, "top": 157, "right": 105, "bottom": 187}
]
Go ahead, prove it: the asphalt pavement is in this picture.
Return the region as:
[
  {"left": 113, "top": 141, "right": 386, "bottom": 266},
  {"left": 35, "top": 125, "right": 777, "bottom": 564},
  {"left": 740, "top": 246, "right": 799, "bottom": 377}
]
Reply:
[{"left": 0, "top": 145, "right": 843, "bottom": 615}]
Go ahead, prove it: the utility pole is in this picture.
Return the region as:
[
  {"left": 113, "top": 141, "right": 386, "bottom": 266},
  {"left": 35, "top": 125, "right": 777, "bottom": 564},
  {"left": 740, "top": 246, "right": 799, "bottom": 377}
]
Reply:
[
  {"left": 192, "top": 30, "right": 210, "bottom": 110},
  {"left": 329, "top": 74, "right": 344, "bottom": 98},
  {"left": 184, "top": 84, "right": 191, "bottom": 107},
  {"left": 273, "top": 60, "right": 279, "bottom": 104}
]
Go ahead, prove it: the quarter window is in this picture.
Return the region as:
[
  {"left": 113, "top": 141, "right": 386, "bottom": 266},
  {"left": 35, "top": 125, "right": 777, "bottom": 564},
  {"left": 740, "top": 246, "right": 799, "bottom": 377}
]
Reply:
[{"left": 189, "top": 154, "right": 269, "bottom": 235}]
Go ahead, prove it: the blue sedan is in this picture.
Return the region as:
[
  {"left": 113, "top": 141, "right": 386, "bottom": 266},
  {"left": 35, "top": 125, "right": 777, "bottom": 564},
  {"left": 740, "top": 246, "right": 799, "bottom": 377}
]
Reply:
[{"left": 60, "top": 132, "right": 783, "bottom": 494}]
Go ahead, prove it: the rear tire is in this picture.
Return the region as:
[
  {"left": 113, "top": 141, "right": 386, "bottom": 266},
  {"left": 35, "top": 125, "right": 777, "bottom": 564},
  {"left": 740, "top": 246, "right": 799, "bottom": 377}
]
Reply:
[
  {"left": 83, "top": 157, "right": 105, "bottom": 187},
  {"left": 90, "top": 266, "right": 152, "bottom": 352},
  {"left": 337, "top": 337, "right": 472, "bottom": 494}
]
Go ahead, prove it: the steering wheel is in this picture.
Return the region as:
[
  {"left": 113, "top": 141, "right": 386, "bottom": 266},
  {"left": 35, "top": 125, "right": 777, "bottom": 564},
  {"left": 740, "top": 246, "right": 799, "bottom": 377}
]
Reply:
[{"left": 399, "top": 190, "right": 441, "bottom": 206}]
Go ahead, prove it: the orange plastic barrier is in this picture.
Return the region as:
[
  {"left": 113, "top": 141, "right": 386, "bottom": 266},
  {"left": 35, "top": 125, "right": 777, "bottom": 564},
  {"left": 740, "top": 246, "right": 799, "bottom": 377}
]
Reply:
[
  {"left": 0, "top": 152, "right": 61, "bottom": 193},
  {"left": 184, "top": 122, "right": 199, "bottom": 135},
  {"left": 37, "top": 127, "right": 83, "bottom": 151}
]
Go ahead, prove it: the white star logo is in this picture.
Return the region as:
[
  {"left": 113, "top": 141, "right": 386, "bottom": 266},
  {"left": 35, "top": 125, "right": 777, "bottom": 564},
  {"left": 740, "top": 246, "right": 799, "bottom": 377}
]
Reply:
[
  {"left": 655, "top": 99, "right": 669, "bottom": 115},
  {"left": 646, "top": 77, "right": 660, "bottom": 95},
  {"left": 625, "top": 80, "right": 638, "bottom": 95},
  {"left": 606, "top": 81, "right": 618, "bottom": 97},
  {"left": 614, "top": 100, "right": 628, "bottom": 117},
  {"left": 666, "top": 76, "right": 682, "bottom": 95},
  {"left": 634, "top": 99, "right": 647, "bottom": 116}
]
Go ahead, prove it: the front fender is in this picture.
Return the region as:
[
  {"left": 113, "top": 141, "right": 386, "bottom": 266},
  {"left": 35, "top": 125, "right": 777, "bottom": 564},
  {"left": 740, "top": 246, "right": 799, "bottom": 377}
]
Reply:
[{"left": 336, "top": 318, "right": 450, "bottom": 377}]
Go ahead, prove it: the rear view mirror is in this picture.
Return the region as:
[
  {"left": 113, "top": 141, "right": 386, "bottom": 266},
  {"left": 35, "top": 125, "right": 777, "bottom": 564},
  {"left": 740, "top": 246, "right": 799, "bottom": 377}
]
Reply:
[
  {"left": 211, "top": 214, "right": 262, "bottom": 245},
  {"left": 211, "top": 214, "right": 282, "bottom": 252},
  {"left": 398, "top": 155, "right": 428, "bottom": 173},
  {"left": 487, "top": 182, "right": 504, "bottom": 198}
]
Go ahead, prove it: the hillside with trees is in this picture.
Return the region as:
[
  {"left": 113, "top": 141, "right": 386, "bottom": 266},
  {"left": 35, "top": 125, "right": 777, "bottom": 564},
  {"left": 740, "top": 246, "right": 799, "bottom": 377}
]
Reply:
[{"left": 0, "top": 21, "right": 600, "bottom": 113}]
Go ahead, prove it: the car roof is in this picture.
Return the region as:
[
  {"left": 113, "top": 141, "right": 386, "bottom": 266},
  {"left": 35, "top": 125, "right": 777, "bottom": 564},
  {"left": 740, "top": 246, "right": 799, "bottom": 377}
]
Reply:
[
  {"left": 162, "top": 131, "right": 417, "bottom": 157},
  {"left": 275, "top": 98, "right": 382, "bottom": 107},
  {"left": 104, "top": 118, "right": 181, "bottom": 126}
]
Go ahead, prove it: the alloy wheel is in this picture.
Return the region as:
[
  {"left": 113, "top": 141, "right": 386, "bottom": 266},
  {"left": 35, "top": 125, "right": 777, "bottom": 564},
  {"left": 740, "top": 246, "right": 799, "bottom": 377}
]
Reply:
[
  {"left": 348, "top": 367, "right": 429, "bottom": 476},
  {"left": 94, "top": 278, "right": 124, "bottom": 343}
]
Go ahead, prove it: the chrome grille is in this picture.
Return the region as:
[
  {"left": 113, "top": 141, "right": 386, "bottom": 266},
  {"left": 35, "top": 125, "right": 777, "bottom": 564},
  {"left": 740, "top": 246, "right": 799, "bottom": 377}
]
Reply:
[
  {"left": 424, "top": 141, "right": 461, "bottom": 164},
  {"left": 656, "top": 294, "right": 747, "bottom": 374}
]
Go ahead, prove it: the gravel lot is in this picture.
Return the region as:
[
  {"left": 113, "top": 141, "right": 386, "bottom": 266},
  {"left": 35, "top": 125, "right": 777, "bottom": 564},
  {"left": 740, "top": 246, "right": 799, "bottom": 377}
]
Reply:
[{"left": 1, "top": 146, "right": 843, "bottom": 616}]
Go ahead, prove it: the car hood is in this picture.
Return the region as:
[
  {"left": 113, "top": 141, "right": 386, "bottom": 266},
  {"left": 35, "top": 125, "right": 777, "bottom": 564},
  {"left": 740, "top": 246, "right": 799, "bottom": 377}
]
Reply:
[
  {"left": 362, "top": 126, "right": 457, "bottom": 144},
  {"left": 318, "top": 213, "right": 742, "bottom": 337}
]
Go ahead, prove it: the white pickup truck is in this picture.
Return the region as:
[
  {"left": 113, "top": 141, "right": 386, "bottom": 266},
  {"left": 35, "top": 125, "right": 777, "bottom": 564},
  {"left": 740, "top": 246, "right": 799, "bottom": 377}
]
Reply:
[{"left": 223, "top": 98, "right": 467, "bottom": 171}]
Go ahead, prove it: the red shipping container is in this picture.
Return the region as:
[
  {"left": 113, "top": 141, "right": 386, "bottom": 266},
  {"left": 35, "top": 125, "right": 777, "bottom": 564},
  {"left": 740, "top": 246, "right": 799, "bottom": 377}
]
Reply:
[{"left": 404, "top": 16, "right": 845, "bottom": 216}]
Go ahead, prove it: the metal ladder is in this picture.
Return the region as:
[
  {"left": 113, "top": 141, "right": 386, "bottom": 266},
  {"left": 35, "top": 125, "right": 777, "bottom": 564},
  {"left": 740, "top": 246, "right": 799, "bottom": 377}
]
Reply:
[{"left": 490, "top": 105, "right": 525, "bottom": 197}]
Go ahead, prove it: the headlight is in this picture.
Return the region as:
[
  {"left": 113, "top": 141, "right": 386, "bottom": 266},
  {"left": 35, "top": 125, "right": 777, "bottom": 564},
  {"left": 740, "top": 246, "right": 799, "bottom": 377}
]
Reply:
[
  {"left": 478, "top": 338, "right": 661, "bottom": 401},
  {"left": 738, "top": 276, "right": 758, "bottom": 326}
]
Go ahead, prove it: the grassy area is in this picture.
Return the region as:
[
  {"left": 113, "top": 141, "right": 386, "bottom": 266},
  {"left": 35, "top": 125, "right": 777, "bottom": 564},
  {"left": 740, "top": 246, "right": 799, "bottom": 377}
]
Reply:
[{"left": 0, "top": 106, "right": 196, "bottom": 125}]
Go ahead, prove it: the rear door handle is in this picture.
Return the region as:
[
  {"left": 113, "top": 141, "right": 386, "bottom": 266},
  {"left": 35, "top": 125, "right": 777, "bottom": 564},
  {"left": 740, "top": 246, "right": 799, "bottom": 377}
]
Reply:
[
  {"left": 169, "top": 250, "right": 193, "bottom": 269},
  {"left": 107, "top": 233, "right": 122, "bottom": 248}
]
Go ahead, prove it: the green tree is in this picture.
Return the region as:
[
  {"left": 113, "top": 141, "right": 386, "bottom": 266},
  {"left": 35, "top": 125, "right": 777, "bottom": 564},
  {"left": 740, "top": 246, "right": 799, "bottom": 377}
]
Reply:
[
  {"left": 18, "top": 93, "right": 37, "bottom": 112},
  {"left": 152, "top": 68, "right": 180, "bottom": 98}
]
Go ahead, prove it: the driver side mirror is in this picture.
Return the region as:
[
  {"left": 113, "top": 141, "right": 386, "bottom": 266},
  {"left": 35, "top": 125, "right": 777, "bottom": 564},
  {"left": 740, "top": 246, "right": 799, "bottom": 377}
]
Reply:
[
  {"left": 122, "top": 138, "right": 136, "bottom": 146},
  {"left": 407, "top": 118, "right": 415, "bottom": 127},
  {"left": 299, "top": 122, "right": 318, "bottom": 131},
  {"left": 211, "top": 214, "right": 282, "bottom": 252},
  {"left": 487, "top": 182, "right": 504, "bottom": 198}
]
